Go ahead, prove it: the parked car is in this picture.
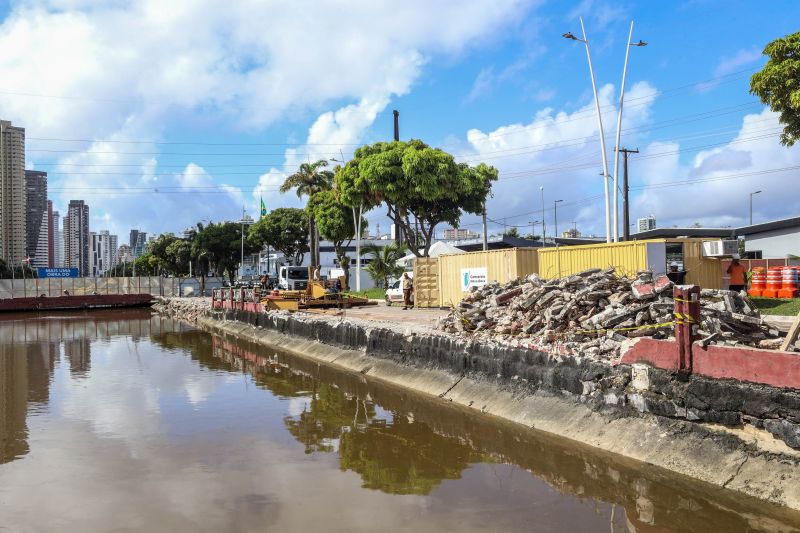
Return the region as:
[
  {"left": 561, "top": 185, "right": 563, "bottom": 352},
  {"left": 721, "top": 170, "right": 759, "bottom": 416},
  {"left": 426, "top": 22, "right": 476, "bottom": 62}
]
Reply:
[{"left": 384, "top": 273, "right": 413, "bottom": 306}]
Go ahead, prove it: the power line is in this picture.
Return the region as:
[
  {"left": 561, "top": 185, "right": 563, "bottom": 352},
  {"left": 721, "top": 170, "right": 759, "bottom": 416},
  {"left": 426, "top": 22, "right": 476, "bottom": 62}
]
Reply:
[{"left": 460, "top": 164, "right": 799, "bottom": 227}]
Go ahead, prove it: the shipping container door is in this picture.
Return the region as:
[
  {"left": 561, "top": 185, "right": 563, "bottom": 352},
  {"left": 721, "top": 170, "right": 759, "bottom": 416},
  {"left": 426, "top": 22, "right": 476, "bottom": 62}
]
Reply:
[{"left": 413, "top": 257, "right": 440, "bottom": 308}]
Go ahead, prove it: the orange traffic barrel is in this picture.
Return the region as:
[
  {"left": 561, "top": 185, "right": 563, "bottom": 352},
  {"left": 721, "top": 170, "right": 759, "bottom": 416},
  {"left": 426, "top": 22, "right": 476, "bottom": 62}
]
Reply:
[
  {"left": 778, "top": 266, "right": 799, "bottom": 299},
  {"left": 762, "top": 266, "right": 784, "bottom": 298},
  {"left": 748, "top": 266, "right": 767, "bottom": 297}
]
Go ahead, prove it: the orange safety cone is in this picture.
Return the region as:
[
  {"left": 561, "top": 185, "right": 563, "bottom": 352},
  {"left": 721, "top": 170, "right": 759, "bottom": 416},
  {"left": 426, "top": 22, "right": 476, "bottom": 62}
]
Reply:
[
  {"left": 748, "top": 266, "right": 766, "bottom": 297},
  {"left": 778, "top": 266, "right": 799, "bottom": 299},
  {"left": 762, "top": 266, "right": 784, "bottom": 298}
]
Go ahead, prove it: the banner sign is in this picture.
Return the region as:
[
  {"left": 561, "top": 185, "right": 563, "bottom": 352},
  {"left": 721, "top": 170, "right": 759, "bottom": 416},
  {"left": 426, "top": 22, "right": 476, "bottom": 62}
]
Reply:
[
  {"left": 37, "top": 268, "right": 79, "bottom": 278},
  {"left": 460, "top": 267, "right": 488, "bottom": 292}
]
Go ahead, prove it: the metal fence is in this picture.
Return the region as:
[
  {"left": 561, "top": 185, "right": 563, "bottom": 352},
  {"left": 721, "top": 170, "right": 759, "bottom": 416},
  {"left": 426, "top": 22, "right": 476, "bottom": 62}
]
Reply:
[{"left": 0, "top": 276, "right": 227, "bottom": 299}]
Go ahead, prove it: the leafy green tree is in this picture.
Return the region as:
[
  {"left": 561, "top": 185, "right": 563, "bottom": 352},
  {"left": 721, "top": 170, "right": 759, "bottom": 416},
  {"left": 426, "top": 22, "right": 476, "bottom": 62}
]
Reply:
[
  {"left": 503, "top": 227, "right": 519, "bottom": 237},
  {"left": 165, "top": 239, "right": 193, "bottom": 275},
  {"left": 248, "top": 208, "right": 309, "bottom": 265},
  {"left": 133, "top": 253, "right": 155, "bottom": 276},
  {"left": 307, "top": 190, "right": 367, "bottom": 286},
  {"left": 193, "top": 222, "right": 258, "bottom": 283},
  {"left": 750, "top": 31, "right": 800, "bottom": 146},
  {"left": 336, "top": 140, "right": 497, "bottom": 257},
  {"left": 147, "top": 233, "right": 179, "bottom": 275},
  {"left": 280, "top": 160, "right": 334, "bottom": 267},
  {"left": 0, "top": 259, "right": 37, "bottom": 279},
  {"left": 360, "top": 242, "right": 406, "bottom": 288}
]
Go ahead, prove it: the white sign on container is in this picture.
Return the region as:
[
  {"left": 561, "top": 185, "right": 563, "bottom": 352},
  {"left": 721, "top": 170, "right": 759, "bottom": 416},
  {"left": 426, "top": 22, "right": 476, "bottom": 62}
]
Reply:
[{"left": 460, "top": 267, "right": 488, "bottom": 292}]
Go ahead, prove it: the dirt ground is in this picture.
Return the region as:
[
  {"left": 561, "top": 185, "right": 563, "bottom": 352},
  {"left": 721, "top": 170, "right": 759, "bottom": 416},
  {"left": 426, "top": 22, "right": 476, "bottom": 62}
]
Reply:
[{"left": 301, "top": 303, "right": 448, "bottom": 330}]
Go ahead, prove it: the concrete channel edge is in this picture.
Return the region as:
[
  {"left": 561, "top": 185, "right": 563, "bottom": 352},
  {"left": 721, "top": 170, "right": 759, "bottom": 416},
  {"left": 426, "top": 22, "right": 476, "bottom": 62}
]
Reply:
[{"left": 153, "top": 298, "right": 800, "bottom": 510}]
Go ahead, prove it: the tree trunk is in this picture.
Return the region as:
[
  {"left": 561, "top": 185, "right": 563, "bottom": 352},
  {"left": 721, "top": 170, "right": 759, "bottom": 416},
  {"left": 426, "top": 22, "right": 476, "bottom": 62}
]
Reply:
[{"left": 308, "top": 215, "right": 317, "bottom": 267}]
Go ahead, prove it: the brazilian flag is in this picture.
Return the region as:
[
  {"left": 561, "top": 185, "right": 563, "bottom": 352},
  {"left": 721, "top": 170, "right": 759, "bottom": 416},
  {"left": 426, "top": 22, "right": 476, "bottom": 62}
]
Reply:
[{"left": 260, "top": 197, "right": 267, "bottom": 218}]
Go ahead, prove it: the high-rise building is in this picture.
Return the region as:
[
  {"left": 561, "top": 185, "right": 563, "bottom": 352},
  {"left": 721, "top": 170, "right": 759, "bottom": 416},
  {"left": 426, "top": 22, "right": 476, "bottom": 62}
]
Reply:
[
  {"left": 24, "top": 170, "right": 48, "bottom": 268},
  {"left": 64, "top": 200, "right": 90, "bottom": 276},
  {"left": 47, "top": 201, "right": 54, "bottom": 267},
  {"left": 51, "top": 210, "right": 63, "bottom": 268},
  {"left": 129, "top": 229, "right": 147, "bottom": 257},
  {"left": 0, "top": 120, "right": 26, "bottom": 265},
  {"left": 90, "top": 230, "right": 118, "bottom": 276},
  {"left": 117, "top": 244, "right": 133, "bottom": 267},
  {"left": 637, "top": 215, "right": 657, "bottom": 233}
]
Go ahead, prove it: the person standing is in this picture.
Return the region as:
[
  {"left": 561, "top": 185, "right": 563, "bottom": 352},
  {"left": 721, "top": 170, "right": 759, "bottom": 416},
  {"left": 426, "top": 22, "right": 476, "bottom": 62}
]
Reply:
[
  {"left": 727, "top": 256, "right": 747, "bottom": 292},
  {"left": 401, "top": 272, "right": 413, "bottom": 310}
]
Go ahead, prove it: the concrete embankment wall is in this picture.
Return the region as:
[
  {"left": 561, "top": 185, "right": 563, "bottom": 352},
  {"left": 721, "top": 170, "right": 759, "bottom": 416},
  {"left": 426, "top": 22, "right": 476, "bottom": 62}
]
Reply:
[{"left": 154, "top": 298, "right": 800, "bottom": 510}]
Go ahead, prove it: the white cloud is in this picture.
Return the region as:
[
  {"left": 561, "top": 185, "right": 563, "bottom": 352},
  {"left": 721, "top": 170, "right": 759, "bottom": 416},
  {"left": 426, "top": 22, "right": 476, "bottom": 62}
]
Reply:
[
  {"left": 457, "top": 81, "right": 658, "bottom": 237},
  {"left": 633, "top": 108, "right": 800, "bottom": 228},
  {"left": 0, "top": 0, "right": 535, "bottom": 235},
  {"left": 697, "top": 48, "right": 763, "bottom": 92},
  {"left": 466, "top": 67, "right": 497, "bottom": 103}
]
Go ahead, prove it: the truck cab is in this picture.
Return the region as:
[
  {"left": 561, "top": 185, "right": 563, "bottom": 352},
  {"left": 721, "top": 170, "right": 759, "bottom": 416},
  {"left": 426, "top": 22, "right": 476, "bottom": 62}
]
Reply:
[{"left": 277, "top": 266, "right": 309, "bottom": 291}]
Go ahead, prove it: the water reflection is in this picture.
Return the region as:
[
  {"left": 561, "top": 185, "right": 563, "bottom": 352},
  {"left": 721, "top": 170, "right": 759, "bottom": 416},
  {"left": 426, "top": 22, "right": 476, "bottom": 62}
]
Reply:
[
  {"left": 205, "top": 333, "right": 800, "bottom": 532},
  {"left": 0, "top": 310, "right": 191, "bottom": 464}
]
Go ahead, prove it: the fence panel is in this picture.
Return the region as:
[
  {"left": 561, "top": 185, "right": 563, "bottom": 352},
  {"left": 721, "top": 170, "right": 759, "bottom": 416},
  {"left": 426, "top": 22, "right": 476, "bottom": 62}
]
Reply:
[{"left": 0, "top": 276, "right": 228, "bottom": 299}]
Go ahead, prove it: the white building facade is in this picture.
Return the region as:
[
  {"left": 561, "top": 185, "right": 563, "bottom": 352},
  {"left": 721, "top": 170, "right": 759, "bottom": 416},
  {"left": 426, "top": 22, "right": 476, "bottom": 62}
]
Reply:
[{"left": 90, "top": 230, "right": 118, "bottom": 277}]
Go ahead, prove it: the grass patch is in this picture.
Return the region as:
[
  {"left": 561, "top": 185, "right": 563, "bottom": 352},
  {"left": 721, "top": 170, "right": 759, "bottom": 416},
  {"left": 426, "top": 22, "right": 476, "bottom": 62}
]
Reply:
[
  {"left": 751, "top": 297, "right": 800, "bottom": 316},
  {"left": 344, "top": 288, "right": 386, "bottom": 300}
]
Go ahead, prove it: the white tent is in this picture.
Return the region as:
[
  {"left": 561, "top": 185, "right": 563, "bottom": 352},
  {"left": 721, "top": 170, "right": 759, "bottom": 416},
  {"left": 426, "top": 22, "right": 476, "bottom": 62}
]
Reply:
[{"left": 396, "top": 240, "right": 462, "bottom": 269}]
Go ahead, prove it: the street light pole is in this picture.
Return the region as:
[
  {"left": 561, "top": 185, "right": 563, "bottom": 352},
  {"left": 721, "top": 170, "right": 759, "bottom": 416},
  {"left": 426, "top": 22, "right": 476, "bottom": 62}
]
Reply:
[
  {"left": 528, "top": 220, "right": 541, "bottom": 240},
  {"left": 612, "top": 23, "right": 647, "bottom": 242},
  {"left": 554, "top": 200, "right": 563, "bottom": 241},
  {"left": 750, "top": 190, "right": 762, "bottom": 225},
  {"left": 564, "top": 18, "right": 611, "bottom": 243}
]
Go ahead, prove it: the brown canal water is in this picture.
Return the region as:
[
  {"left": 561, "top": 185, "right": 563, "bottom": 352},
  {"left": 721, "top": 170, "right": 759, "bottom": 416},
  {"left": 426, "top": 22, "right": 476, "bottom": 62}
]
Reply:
[{"left": 2, "top": 310, "right": 800, "bottom": 532}]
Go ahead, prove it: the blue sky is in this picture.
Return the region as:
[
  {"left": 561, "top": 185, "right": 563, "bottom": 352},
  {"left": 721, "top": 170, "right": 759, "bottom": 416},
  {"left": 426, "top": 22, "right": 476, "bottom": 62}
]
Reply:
[{"left": 0, "top": 0, "right": 798, "bottom": 240}]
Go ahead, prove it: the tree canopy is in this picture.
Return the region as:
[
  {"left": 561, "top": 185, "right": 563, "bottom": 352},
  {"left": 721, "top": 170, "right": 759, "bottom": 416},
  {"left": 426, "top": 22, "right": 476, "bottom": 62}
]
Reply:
[
  {"left": 248, "top": 208, "right": 309, "bottom": 265},
  {"left": 193, "top": 222, "right": 258, "bottom": 282},
  {"left": 335, "top": 140, "right": 497, "bottom": 257},
  {"left": 750, "top": 31, "right": 800, "bottom": 146},
  {"left": 147, "top": 233, "right": 193, "bottom": 275}
]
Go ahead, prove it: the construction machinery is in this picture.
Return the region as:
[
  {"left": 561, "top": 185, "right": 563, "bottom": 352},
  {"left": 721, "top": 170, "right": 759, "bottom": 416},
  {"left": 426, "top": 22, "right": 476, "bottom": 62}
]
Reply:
[{"left": 262, "top": 269, "right": 376, "bottom": 311}]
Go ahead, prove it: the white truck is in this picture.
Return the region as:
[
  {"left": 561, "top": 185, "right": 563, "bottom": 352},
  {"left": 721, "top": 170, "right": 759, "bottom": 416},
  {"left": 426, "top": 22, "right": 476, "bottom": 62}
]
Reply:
[{"left": 277, "top": 266, "right": 309, "bottom": 291}]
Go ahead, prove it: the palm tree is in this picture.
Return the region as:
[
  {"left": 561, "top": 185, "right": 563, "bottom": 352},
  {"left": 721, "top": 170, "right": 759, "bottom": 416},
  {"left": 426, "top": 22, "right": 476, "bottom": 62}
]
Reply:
[
  {"left": 360, "top": 243, "right": 407, "bottom": 289},
  {"left": 280, "top": 160, "right": 334, "bottom": 267}
]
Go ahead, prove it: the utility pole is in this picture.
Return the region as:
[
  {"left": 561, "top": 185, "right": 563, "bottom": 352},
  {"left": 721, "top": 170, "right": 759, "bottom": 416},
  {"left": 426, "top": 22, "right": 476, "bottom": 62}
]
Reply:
[
  {"left": 540, "top": 186, "right": 546, "bottom": 246},
  {"left": 393, "top": 110, "right": 403, "bottom": 247},
  {"left": 620, "top": 148, "right": 638, "bottom": 241},
  {"left": 482, "top": 201, "right": 488, "bottom": 251}
]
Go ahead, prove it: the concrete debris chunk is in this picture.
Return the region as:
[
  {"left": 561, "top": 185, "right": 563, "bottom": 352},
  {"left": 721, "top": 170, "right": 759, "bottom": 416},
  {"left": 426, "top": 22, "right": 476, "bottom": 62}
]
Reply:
[{"left": 438, "top": 269, "right": 787, "bottom": 362}]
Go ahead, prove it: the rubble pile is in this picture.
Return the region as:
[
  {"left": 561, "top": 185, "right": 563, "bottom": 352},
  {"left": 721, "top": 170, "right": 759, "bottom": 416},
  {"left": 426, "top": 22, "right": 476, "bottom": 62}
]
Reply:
[{"left": 438, "top": 268, "right": 789, "bottom": 360}]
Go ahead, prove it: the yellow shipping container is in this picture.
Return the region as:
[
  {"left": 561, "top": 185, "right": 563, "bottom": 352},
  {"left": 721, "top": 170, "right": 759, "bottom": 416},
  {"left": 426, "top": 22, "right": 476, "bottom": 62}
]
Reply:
[
  {"left": 537, "top": 240, "right": 653, "bottom": 279},
  {"left": 537, "top": 239, "right": 723, "bottom": 289},
  {"left": 437, "top": 248, "right": 538, "bottom": 308}
]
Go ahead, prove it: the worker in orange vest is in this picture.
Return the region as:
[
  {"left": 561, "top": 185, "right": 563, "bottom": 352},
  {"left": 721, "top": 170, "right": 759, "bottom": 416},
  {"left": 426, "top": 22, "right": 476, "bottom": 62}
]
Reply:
[{"left": 727, "top": 256, "right": 747, "bottom": 292}]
